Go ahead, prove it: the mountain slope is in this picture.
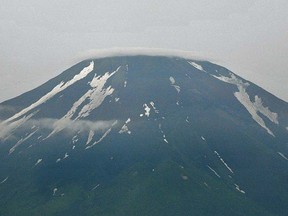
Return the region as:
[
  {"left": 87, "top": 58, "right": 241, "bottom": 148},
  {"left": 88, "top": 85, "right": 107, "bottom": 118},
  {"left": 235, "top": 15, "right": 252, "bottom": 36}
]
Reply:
[{"left": 0, "top": 55, "right": 287, "bottom": 216}]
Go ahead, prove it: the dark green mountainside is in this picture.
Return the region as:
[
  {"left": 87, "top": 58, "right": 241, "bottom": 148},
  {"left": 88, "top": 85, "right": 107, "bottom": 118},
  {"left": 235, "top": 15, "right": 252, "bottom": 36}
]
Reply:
[{"left": 0, "top": 56, "right": 287, "bottom": 216}]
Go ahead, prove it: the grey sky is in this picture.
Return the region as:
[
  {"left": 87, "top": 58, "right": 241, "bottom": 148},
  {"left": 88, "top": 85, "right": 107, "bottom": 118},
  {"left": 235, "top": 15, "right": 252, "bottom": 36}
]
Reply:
[{"left": 0, "top": 0, "right": 287, "bottom": 102}]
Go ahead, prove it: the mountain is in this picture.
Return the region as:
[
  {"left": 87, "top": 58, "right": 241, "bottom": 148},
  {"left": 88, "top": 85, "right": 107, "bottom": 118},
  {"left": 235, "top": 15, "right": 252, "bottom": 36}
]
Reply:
[{"left": 0, "top": 55, "right": 287, "bottom": 216}]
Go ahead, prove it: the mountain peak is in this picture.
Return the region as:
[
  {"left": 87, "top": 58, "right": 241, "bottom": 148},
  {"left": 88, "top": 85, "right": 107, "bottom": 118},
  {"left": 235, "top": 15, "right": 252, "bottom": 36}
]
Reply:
[{"left": 0, "top": 55, "right": 287, "bottom": 216}]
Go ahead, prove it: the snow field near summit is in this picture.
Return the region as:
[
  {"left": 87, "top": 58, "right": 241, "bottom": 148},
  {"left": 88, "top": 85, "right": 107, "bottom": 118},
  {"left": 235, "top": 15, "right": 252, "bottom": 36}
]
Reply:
[
  {"left": 188, "top": 61, "right": 206, "bottom": 72},
  {"left": 213, "top": 73, "right": 278, "bottom": 136},
  {"left": 47, "top": 66, "right": 120, "bottom": 137},
  {"left": 3, "top": 62, "right": 95, "bottom": 124}
]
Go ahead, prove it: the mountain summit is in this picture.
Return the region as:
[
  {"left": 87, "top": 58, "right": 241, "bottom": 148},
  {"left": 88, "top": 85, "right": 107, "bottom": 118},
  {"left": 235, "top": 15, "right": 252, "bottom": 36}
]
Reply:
[{"left": 0, "top": 55, "right": 287, "bottom": 216}]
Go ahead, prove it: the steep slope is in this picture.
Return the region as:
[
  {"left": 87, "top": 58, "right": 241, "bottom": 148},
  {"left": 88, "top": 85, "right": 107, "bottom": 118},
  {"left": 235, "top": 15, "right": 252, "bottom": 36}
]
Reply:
[{"left": 0, "top": 55, "right": 287, "bottom": 216}]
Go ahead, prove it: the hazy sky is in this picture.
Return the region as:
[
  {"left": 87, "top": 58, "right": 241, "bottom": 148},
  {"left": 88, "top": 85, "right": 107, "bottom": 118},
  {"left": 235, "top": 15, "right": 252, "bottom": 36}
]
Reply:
[{"left": 0, "top": 0, "right": 287, "bottom": 102}]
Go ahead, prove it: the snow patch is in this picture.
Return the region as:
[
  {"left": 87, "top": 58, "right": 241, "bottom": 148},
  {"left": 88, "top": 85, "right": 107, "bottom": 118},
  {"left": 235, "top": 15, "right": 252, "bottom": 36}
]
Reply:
[
  {"left": 115, "top": 97, "right": 120, "bottom": 102},
  {"left": 201, "top": 136, "right": 206, "bottom": 141},
  {"left": 86, "top": 130, "right": 95, "bottom": 145},
  {"left": 213, "top": 73, "right": 278, "bottom": 136},
  {"left": 150, "top": 101, "right": 159, "bottom": 113},
  {"left": 9, "top": 129, "right": 38, "bottom": 154},
  {"left": 119, "top": 118, "right": 131, "bottom": 134},
  {"left": 0, "top": 177, "right": 8, "bottom": 185},
  {"left": 86, "top": 121, "right": 117, "bottom": 149},
  {"left": 47, "top": 66, "right": 119, "bottom": 137},
  {"left": 169, "top": 76, "right": 176, "bottom": 85},
  {"left": 188, "top": 61, "right": 205, "bottom": 72},
  {"left": 254, "top": 96, "right": 278, "bottom": 124},
  {"left": 3, "top": 62, "right": 94, "bottom": 124},
  {"left": 278, "top": 152, "right": 288, "bottom": 161},
  {"left": 92, "top": 184, "right": 100, "bottom": 191},
  {"left": 77, "top": 67, "right": 119, "bottom": 118},
  {"left": 53, "top": 188, "right": 58, "bottom": 196},
  {"left": 63, "top": 153, "right": 69, "bottom": 160},
  {"left": 159, "top": 123, "right": 169, "bottom": 144},
  {"left": 35, "top": 159, "right": 42, "bottom": 166},
  {"left": 72, "top": 135, "right": 78, "bottom": 144},
  {"left": 124, "top": 81, "right": 127, "bottom": 88},
  {"left": 181, "top": 175, "right": 189, "bottom": 180},
  {"left": 235, "top": 184, "right": 245, "bottom": 194},
  {"left": 214, "top": 151, "right": 234, "bottom": 174},
  {"left": 169, "top": 76, "right": 180, "bottom": 93},
  {"left": 207, "top": 165, "right": 221, "bottom": 178}
]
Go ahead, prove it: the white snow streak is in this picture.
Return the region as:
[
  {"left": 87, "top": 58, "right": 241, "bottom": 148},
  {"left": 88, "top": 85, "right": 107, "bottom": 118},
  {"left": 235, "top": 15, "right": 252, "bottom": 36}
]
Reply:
[
  {"left": 0, "top": 112, "right": 36, "bottom": 140},
  {"left": 53, "top": 188, "right": 58, "bottom": 196},
  {"left": 0, "top": 177, "right": 8, "bottom": 185},
  {"left": 213, "top": 73, "right": 278, "bottom": 136},
  {"left": 35, "top": 158, "right": 42, "bottom": 166},
  {"left": 86, "top": 130, "right": 95, "bottom": 145},
  {"left": 214, "top": 151, "right": 234, "bottom": 174},
  {"left": 86, "top": 129, "right": 111, "bottom": 149},
  {"left": 47, "top": 66, "right": 119, "bottom": 137},
  {"left": 9, "top": 129, "right": 38, "bottom": 154},
  {"left": 235, "top": 184, "right": 245, "bottom": 194},
  {"left": 169, "top": 76, "right": 180, "bottom": 93},
  {"left": 4, "top": 62, "right": 94, "bottom": 124},
  {"left": 188, "top": 61, "right": 206, "bottom": 72},
  {"left": 207, "top": 165, "right": 221, "bottom": 178},
  {"left": 86, "top": 121, "right": 117, "bottom": 149},
  {"left": 278, "top": 152, "right": 288, "bottom": 161},
  {"left": 63, "top": 153, "right": 69, "bottom": 160},
  {"left": 159, "top": 123, "right": 169, "bottom": 144}
]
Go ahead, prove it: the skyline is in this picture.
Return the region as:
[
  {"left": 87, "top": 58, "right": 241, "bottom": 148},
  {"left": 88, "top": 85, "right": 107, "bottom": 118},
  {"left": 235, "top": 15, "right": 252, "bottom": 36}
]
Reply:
[{"left": 0, "top": 0, "right": 287, "bottom": 102}]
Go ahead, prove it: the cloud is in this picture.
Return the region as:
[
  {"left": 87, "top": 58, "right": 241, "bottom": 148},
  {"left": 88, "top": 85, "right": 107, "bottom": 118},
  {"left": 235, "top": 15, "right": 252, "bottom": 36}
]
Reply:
[
  {"left": 0, "top": 105, "right": 17, "bottom": 114},
  {"left": 31, "top": 118, "right": 115, "bottom": 133},
  {"left": 73, "top": 47, "right": 218, "bottom": 63},
  {"left": 0, "top": 118, "right": 117, "bottom": 141}
]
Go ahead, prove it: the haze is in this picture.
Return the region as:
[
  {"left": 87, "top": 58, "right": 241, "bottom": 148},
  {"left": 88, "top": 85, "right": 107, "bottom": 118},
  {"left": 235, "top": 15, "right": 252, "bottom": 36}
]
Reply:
[{"left": 0, "top": 0, "right": 287, "bottom": 102}]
